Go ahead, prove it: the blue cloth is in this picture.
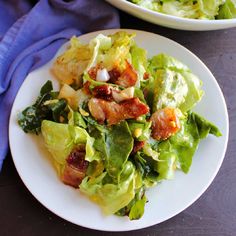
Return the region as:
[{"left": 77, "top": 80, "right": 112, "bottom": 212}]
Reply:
[
  {"left": 0, "top": 0, "right": 32, "bottom": 39},
  {"left": 0, "top": 0, "right": 120, "bottom": 169}
]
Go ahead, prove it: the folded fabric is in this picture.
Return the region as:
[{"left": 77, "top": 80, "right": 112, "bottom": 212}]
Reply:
[
  {"left": 0, "top": 0, "right": 120, "bottom": 170},
  {"left": 0, "top": 0, "right": 32, "bottom": 39}
]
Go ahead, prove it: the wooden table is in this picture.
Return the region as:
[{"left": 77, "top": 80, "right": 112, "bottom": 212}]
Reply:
[{"left": 0, "top": 10, "right": 236, "bottom": 236}]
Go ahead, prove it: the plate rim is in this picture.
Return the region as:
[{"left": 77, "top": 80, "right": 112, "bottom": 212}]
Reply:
[{"left": 9, "top": 28, "right": 229, "bottom": 231}]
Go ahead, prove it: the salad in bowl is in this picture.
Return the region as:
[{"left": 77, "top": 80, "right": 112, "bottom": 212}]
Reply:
[
  {"left": 128, "top": 0, "right": 236, "bottom": 20},
  {"left": 18, "top": 31, "right": 221, "bottom": 220}
]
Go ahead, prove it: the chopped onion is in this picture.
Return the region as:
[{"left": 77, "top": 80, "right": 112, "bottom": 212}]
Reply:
[{"left": 96, "top": 68, "right": 110, "bottom": 82}]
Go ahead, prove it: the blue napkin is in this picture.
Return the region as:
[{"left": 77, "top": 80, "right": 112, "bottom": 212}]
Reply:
[{"left": 0, "top": 0, "right": 120, "bottom": 170}]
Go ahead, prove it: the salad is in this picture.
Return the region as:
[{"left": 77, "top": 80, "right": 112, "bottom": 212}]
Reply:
[
  {"left": 18, "top": 31, "right": 221, "bottom": 220},
  {"left": 128, "top": 0, "right": 236, "bottom": 19}
]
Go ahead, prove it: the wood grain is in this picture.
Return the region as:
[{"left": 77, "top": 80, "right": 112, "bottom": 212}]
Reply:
[{"left": 0, "top": 10, "right": 236, "bottom": 236}]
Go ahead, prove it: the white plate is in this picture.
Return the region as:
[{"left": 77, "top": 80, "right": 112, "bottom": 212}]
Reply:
[
  {"left": 107, "top": 0, "right": 236, "bottom": 31},
  {"left": 9, "top": 29, "right": 228, "bottom": 231}
]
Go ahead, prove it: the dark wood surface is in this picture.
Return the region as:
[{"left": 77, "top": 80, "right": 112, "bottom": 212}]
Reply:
[{"left": 1, "top": 10, "right": 236, "bottom": 236}]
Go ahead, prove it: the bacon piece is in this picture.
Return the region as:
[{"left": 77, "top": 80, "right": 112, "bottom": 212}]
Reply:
[
  {"left": 108, "top": 67, "right": 121, "bottom": 84},
  {"left": 88, "top": 64, "right": 103, "bottom": 80},
  {"left": 115, "top": 61, "right": 137, "bottom": 88},
  {"left": 88, "top": 97, "right": 149, "bottom": 125},
  {"left": 92, "top": 85, "right": 113, "bottom": 101},
  {"left": 83, "top": 81, "right": 91, "bottom": 95},
  {"left": 132, "top": 141, "right": 145, "bottom": 155},
  {"left": 121, "top": 98, "right": 149, "bottom": 119},
  {"left": 62, "top": 147, "right": 88, "bottom": 188},
  {"left": 150, "top": 107, "right": 181, "bottom": 140},
  {"left": 108, "top": 61, "right": 137, "bottom": 88},
  {"left": 143, "top": 72, "right": 150, "bottom": 80}
]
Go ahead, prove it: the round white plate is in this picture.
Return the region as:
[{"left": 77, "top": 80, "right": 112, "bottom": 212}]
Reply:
[
  {"left": 9, "top": 29, "right": 228, "bottom": 231},
  {"left": 106, "top": 0, "right": 236, "bottom": 31}
]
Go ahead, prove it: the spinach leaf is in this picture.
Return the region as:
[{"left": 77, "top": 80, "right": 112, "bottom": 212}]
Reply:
[{"left": 18, "top": 81, "right": 68, "bottom": 134}]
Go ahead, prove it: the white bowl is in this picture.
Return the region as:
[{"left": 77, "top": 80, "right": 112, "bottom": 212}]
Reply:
[{"left": 106, "top": 0, "right": 236, "bottom": 31}]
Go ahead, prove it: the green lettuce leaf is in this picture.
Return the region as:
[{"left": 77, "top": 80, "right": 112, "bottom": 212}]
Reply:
[
  {"left": 147, "top": 54, "right": 203, "bottom": 113},
  {"left": 96, "top": 31, "right": 135, "bottom": 71},
  {"left": 68, "top": 108, "right": 87, "bottom": 129},
  {"left": 158, "top": 112, "right": 222, "bottom": 174},
  {"left": 133, "top": 150, "right": 159, "bottom": 188},
  {"left": 218, "top": 0, "right": 236, "bottom": 19},
  {"left": 41, "top": 120, "right": 99, "bottom": 167},
  {"left": 129, "top": 0, "right": 229, "bottom": 19},
  {"left": 198, "top": 0, "right": 225, "bottom": 19},
  {"left": 87, "top": 34, "right": 112, "bottom": 70},
  {"left": 80, "top": 161, "right": 136, "bottom": 215},
  {"left": 116, "top": 186, "right": 147, "bottom": 220},
  {"left": 128, "top": 120, "right": 151, "bottom": 141},
  {"left": 129, "top": 195, "right": 147, "bottom": 220},
  {"left": 130, "top": 44, "right": 148, "bottom": 86},
  {"left": 105, "top": 121, "right": 134, "bottom": 179},
  {"left": 86, "top": 120, "right": 134, "bottom": 180}
]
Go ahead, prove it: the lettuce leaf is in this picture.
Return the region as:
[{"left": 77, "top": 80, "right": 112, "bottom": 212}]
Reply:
[
  {"left": 41, "top": 121, "right": 99, "bottom": 167},
  {"left": 129, "top": 195, "right": 147, "bottom": 220},
  {"left": 147, "top": 54, "right": 203, "bottom": 113},
  {"left": 129, "top": 0, "right": 230, "bottom": 19},
  {"left": 96, "top": 31, "right": 135, "bottom": 71},
  {"left": 116, "top": 186, "right": 147, "bottom": 220},
  {"left": 128, "top": 120, "right": 151, "bottom": 141},
  {"left": 158, "top": 112, "right": 222, "bottom": 174},
  {"left": 198, "top": 0, "right": 225, "bottom": 19},
  {"left": 86, "top": 120, "right": 134, "bottom": 180},
  {"left": 80, "top": 161, "right": 136, "bottom": 215},
  {"left": 130, "top": 44, "right": 148, "bottom": 86},
  {"left": 105, "top": 121, "right": 134, "bottom": 179},
  {"left": 218, "top": 0, "right": 236, "bottom": 19}
]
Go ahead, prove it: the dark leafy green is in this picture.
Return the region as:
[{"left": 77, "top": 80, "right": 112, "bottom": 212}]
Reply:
[{"left": 18, "top": 81, "right": 68, "bottom": 134}]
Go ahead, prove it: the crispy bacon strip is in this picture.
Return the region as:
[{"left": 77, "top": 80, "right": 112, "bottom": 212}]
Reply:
[
  {"left": 62, "top": 147, "right": 88, "bottom": 188},
  {"left": 108, "top": 67, "right": 121, "bottom": 84},
  {"left": 83, "top": 81, "right": 92, "bottom": 95},
  {"left": 115, "top": 61, "right": 137, "bottom": 88},
  {"left": 143, "top": 72, "right": 149, "bottom": 80},
  {"left": 92, "top": 85, "right": 113, "bottom": 101},
  {"left": 131, "top": 141, "right": 145, "bottom": 155},
  {"left": 150, "top": 107, "right": 181, "bottom": 140},
  {"left": 88, "top": 97, "right": 149, "bottom": 125},
  {"left": 108, "top": 61, "right": 137, "bottom": 88}
]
